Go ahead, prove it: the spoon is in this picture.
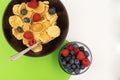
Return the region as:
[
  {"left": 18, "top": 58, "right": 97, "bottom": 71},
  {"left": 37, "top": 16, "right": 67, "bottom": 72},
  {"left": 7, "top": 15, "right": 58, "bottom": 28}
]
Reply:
[{"left": 10, "top": 42, "right": 40, "bottom": 61}]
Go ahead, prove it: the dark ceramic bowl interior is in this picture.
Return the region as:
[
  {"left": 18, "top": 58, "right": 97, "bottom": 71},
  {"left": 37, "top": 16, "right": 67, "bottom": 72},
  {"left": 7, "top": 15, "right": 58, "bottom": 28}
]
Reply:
[
  {"left": 2, "top": 0, "right": 69, "bottom": 57},
  {"left": 59, "top": 41, "right": 92, "bottom": 75}
]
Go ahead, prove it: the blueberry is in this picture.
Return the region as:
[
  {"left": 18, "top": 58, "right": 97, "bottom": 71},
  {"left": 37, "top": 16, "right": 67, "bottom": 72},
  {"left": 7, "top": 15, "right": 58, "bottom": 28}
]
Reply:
[
  {"left": 75, "top": 59, "right": 80, "bottom": 64},
  {"left": 74, "top": 68, "right": 80, "bottom": 74},
  {"left": 80, "top": 65, "right": 85, "bottom": 70},
  {"left": 79, "top": 46, "right": 85, "bottom": 51},
  {"left": 16, "top": 27, "right": 23, "bottom": 33},
  {"left": 66, "top": 64, "right": 71, "bottom": 69},
  {"left": 71, "top": 55, "right": 76, "bottom": 59},
  {"left": 24, "top": 17, "right": 30, "bottom": 23},
  {"left": 76, "top": 64, "right": 81, "bottom": 69},
  {"left": 48, "top": 7, "right": 56, "bottom": 15},
  {"left": 72, "top": 43, "right": 79, "bottom": 48},
  {"left": 71, "top": 64, "right": 76, "bottom": 69},
  {"left": 62, "top": 60, "right": 66, "bottom": 66},
  {"left": 69, "top": 59, "right": 74, "bottom": 64},
  {"left": 68, "top": 69, "right": 74, "bottom": 74},
  {"left": 70, "top": 50, "right": 74, "bottom": 55},
  {"left": 84, "top": 51, "right": 90, "bottom": 57},
  {"left": 66, "top": 56, "right": 71, "bottom": 62},
  {"left": 21, "top": 9, "right": 27, "bottom": 15}
]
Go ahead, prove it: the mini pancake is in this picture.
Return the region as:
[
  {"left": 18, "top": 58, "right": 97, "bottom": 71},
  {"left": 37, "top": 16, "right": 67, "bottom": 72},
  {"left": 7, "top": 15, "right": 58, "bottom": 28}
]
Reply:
[{"left": 13, "top": 4, "right": 20, "bottom": 15}]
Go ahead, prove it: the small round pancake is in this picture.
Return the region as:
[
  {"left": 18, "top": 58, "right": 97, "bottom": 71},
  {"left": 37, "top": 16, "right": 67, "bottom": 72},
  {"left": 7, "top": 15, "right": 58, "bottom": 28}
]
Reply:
[
  {"left": 46, "top": 12, "right": 57, "bottom": 20},
  {"left": 22, "top": 37, "right": 28, "bottom": 45},
  {"left": 42, "top": 21, "right": 51, "bottom": 30},
  {"left": 43, "top": 1, "right": 49, "bottom": 5},
  {"left": 31, "top": 44, "right": 43, "bottom": 52},
  {"left": 46, "top": 26, "right": 61, "bottom": 38},
  {"left": 23, "top": 24, "right": 30, "bottom": 31},
  {"left": 9, "top": 15, "right": 23, "bottom": 28},
  {"left": 18, "top": 2, "right": 26, "bottom": 15},
  {"left": 13, "top": 4, "right": 20, "bottom": 15},
  {"left": 31, "top": 23, "right": 43, "bottom": 32}
]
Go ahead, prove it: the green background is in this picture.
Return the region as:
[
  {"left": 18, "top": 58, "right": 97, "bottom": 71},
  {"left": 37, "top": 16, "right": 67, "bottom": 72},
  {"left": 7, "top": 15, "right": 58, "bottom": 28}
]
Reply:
[{"left": 0, "top": 0, "right": 70, "bottom": 80}]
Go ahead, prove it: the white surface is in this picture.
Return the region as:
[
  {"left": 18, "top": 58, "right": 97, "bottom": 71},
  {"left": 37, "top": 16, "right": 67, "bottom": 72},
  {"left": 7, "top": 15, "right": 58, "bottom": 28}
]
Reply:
[{"left": 61, "top": 0, "right": 120, "bottom": 80}]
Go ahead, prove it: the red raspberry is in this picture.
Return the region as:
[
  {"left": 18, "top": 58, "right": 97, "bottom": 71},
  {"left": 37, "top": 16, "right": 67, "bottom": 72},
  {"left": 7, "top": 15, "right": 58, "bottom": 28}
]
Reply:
[
  {"left": 32, "top": 13, "right": 41, "bottom": 22},
  {"left": 61, "top": 49, "right": 69, "bottom": 57},
  {"left": 65, "top": 44, "right": 73, "bottom": 50},
  {"left": 28, "top": 0, "right": 38, "bottom": 9},
  {"left": 28, "top": 39, "right": 36, "bottom": 46},
  {"left": 23, "top": 31, "right": 33, "bottom": 39},
  {"left": 73, "top": 48, "right": 80, "bottom": 55},
  {"left": 82, "top": 58, "right": 90, "bottom": 67},
  {"left": 76, "top": 51, "right": 85, "bottom": 60}
]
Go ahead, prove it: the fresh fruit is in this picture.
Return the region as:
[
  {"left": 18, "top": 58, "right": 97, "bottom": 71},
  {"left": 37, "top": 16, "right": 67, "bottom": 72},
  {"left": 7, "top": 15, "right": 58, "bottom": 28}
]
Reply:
[
  {"left": 71, "top": 64, "right": 76, "bottom": 69},
  {"left": 24, "top": 17, "right": 30, "bottom": 23},
  {"left": 74, "top": 68, "right": 80, "bottom": 74},
  {"left": 79, "top": 46, "right": 85, "bottom": 51},
  {"left": 68, "top": 69, "right": 74, "bottom": 74},
  {"left": 66, "top": 44, "right": 73, "bottom": 50},
  {"left": 82, "top": 58, "right": 90, "bottom": 67},
  {"left": 23, "top": 31, "right": 33, "bottom": 39},
  {"left": 48, "top": 7, "right": 56, "bottom": 15},
  {"left": 61, "top": 49, "right": 69, "bottom": 57},
  {"left": 73, "top": 48, "right": 80, "bottom": 55},
  {"left": 70, "top": 50, "right": 74, "bottom": 55},
  {"left": 76, "top": 51, "right": 85, "bottom": 60},
  {"left": 72, "top": 43, "right": 79, "bottom": 48},
  {"left": 16, "top": 27, "right": 23, "bottom": 33},
  {"left": 28, "top": 38, "right": 36, "bottom": 46},
  {"left": 62, "top": 60, "right": 67, "bottom": 66},
  {"left": 21, "top": 9, "right": 27, "bottom": 15},
  {"left": 32, "top": 13, "right": 41, "bottom": 22},
  {"left": 84, "top": 51, "right": 90, "bottom": 57},
  {"left": 65, "top": 56, "right": 71, "bottom": 62},
  {"left": 69, "top": 59, "right": 74, "bottom": 64},
  {"left": 75, "top": 59, "right": 80, "bottom": 64},
  {"left": 28, "top": 0, "right": 38, "bottom": 9}
]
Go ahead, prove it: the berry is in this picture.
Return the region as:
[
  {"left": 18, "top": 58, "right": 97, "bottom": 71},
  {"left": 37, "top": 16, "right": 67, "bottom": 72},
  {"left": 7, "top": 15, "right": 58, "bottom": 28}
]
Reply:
[
  {"left": 71, "top": 55, "right": 76, "bottom": 59},
  {"left": 21, "top": 9, "right": 27, "bottom": 15},
  {"left": 73, "top": 48, "right": 80, "bottom": 55},
  {"left": 28, "top": 0, "right": 38, "bottom": 8},
  {"left": 74, "top": 68, "right": 80, "bottom": 74},
  {"left": 76, "top": 64, "right": 81, "bottom": 69},
  {"left": 80, "top": 65, "right": 85, "bottom": 70},
  {"left": 23, "top": 31, "right": 33, "bottom": 39},
  {"left": 24, "top": 17, "right": 30, "bottom": 23},
  {"left": 28, "top": 39, "right": 36, "bottom": 46},
  {"left": 62, "top": 60, "right": 67, "bottom": 66},
  {"left": 66, "top": 44, "right": 73, "bottom": 50},
  {"left": 66, "top": 64, "right": 71, "bottom": 69},
  {"left": 82, "top": 58, "right": 90, "bottom": 67},
  {"left": 71, "top": 64, "right": 76, "bottom": 69},
  {"left": 32, "top": 13, "right": 41, "bottom": 22},
  {"left": 16, "top": 27, "right": 23, "bottom": 33},
  {"left": 69, "top": 59, "right": 74, "bottom": 65},
  {"left": 65, "top": 56, "right": 71, "bottom": 62},
  {"left": 61, "top": 49, "right": 69, "bottom": 57},
  {"left": 75, "top": 59, "right": 80, "bottom": 65},
  {"left": 76, "top": 51, "right": 85, "bottom": 60},
  {"left": 79, "top": 46, "right": 85, "bottom": 51},
  {"left": 48, "top": 7, "right": 56, "bottom": 15},
  {"left": 70, "top": 50, "right": 74, "bottom": 55},
  {"left": 84, "top": 51, "right": 90, "bottom": 57},
  {"left": 68, "top": 69, "right": 74, "bottom": 74},
  {"left": 72, "top": 43, "right": 79, "bottom": 48}
]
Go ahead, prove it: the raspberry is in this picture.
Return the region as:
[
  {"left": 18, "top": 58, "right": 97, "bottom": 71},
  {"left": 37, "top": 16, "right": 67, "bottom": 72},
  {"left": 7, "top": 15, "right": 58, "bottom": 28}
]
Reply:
[
  {"left": 32, "top": 13, "right": 41, "bottom": 22},
  {"left": 73, "top": 48, "right": 80, "bottom": 55},
  {"left": 82, "top": 58, "right": 90, "bottom": 67},
  {"left": 76, "top": 51, "right": 85, "bottom": 60},
  {"left": 65, "top": 44, "right": 73, "bottom": 50},
  {"left": 61, "top": 49, "right": 69, "bottom": 57},
  {"left": 23, "top": 31, "right": 33, "bottom": 39},
  {"left": 28, "top": 0, "right": 38, "bottom": 9},
  {"left": 28, "top": 39, "right": 36, "bottom": 46}
]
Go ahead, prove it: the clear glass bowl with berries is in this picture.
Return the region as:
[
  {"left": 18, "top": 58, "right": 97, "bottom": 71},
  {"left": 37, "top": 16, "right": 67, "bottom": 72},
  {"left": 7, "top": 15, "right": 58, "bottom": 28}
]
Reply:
[{"left": 59, "top": 41, "right": 92, "bottom": 75}]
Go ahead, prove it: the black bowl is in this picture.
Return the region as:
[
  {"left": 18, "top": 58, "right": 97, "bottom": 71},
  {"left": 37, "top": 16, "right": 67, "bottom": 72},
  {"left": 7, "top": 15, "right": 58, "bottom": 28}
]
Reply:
[
  {"left": 2, "top": 0, "right": 69, "bottom": 57},
  {"left": 59, "top": 41, "right": 92, "bottom": 75}
]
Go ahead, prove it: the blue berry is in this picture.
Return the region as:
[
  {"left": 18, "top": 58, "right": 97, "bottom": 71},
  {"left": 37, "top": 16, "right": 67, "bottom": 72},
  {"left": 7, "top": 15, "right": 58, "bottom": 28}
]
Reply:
[
  {"left": 79, "top": 46, "right": 85, "bottom": 51},
  {"left": 48, "top": 7, "right": 56, "bottom": 15},
  {"left": 80, "top": 65, "right": 85, "bottom": 70},
  {"left": 72, "top": 43, "right": 79, "bottom": 48},
  {"left": 24, "top": 17, "right": 30, "bottom": 23},
  {"left": 68, "top": 69, "right": 74, "bottom": 74},
  {"left": 16, "top": 27, "right": 23, "bottom": 33},
  {"left": 75, "top": 59, "right": 80, "bottom": 65},
  {"left": 66, "top": 64, "right": 71, "bottom": 69},
  {"left": 84, "top": 51, "right": 89, "bottom": 57},
  {"left": 74, "top": 68, "right": 80, "bottom": 74},
  {"left": 69, "top": 59, "right": 74, "bottom": 64},
  {"left": 71, "top": 55, "right": 76, "bottom": 59},
  {"left": 70, "top": 50, "right": 74, "bottom": 55},
  {"left": 71, "top": 64, "right": 76, "bottom": 69},
  {"left": 62, "top": 60, "right": 66, "bottom": 66},
  {"left": 76, "top": 64, "right": 81, "bottom": 69},
  {"left": 21, "top": 9, "right": 27, "bottom": 15},
  {"left": 66, "top": 56, "right": 71, "bottom": 62}
]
